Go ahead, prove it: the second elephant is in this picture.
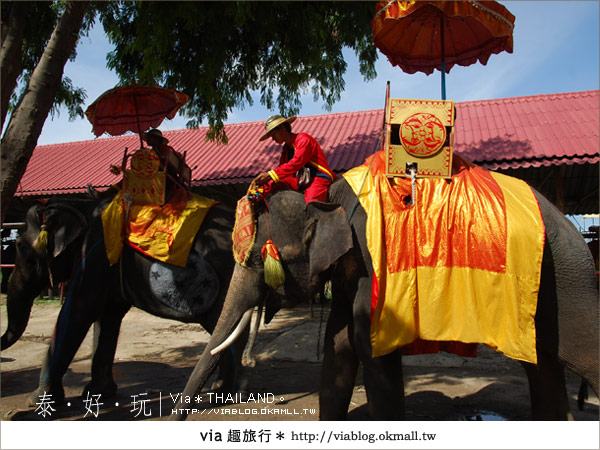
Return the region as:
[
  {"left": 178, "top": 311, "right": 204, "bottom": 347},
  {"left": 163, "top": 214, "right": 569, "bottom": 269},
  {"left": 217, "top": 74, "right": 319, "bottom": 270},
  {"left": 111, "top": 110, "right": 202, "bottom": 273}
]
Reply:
[
  {"left": 2, "top": 196, "right": 247, "bottom": 406},
  {"left": 171, "top": 175, "right": 599, "bottom": 421}
]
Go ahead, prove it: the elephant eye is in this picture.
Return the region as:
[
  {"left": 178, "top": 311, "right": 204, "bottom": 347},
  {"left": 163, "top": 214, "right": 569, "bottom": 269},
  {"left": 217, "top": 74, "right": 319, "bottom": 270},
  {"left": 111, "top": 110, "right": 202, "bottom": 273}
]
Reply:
[
  {"left": 249, "top": 250, "right": 264, "bottom": 268},
  {"left": 16, "top": 237, "right": 36, "bottom": 260},
  {"left": 16, "top": 237, "right": 27, "bottom": 252},
  {"left": 279, "top": 244, "right": 301, "bottom": 261}
]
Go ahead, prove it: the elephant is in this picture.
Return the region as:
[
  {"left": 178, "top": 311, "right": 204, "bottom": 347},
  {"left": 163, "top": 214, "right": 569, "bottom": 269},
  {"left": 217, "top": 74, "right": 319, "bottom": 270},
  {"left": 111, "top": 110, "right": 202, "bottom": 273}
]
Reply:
[
  {"left": 1, "top": 195, "right": 248, "bottom": 406},
  {"left": 170, "top": 175, "right": 599, "bottom": 421}
]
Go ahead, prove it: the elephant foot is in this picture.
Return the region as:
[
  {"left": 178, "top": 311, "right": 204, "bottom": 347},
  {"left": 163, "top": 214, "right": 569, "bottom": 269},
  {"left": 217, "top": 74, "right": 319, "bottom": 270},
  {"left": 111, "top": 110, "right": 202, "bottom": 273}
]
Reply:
[
  {"left": 210, "top": 379, "right": 224, "bottom": 391},
  {"left": 82, "top": 379, "right": 117, "bottom": 399},
  {"left": 211, "top": 377, "right": 247, "bottom": 397},
  {"left": 237, "top": 375, "right": 249, "bottom": 393},
  {"left": 27, "top": 385, "right": 65, "bottom": 408},
  {"left": 209, "top": 377, "right": 250, "bottom": 404}
]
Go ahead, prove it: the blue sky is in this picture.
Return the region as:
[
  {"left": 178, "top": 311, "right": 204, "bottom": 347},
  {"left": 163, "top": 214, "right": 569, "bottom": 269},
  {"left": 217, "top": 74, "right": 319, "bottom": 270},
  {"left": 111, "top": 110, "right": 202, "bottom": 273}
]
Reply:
[{"left": 35, "top": 1, "right": 599, "bottom": 147}]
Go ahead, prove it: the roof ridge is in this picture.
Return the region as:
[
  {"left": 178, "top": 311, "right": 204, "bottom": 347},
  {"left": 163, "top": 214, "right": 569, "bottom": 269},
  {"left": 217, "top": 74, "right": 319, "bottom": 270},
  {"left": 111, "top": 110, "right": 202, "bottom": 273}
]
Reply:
[
  {"left": 457, "top": 90, "right": 599, "bottom": 107},
  {"left": 165, "top": 108, "right": 385, "bottom": 131},
  {"left": 299, "top": 108, "right": 383, "bottom": 120},
  {"left": 34, "top": 90, "right": 598, "bottom": 148},
  {"left": 35, "top": 132, "right": 141, "bottom": 148},
  {"left": 471, "top": 152, "right": 598, "bottom": 163}
]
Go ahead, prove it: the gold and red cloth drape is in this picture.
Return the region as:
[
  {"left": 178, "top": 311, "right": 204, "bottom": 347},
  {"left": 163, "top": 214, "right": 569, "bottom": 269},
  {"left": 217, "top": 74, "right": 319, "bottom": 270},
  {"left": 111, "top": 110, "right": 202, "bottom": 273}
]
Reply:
[
  {"left": 102, "top": 189, "right": 216, "bottom": 267},
  {"left": 343, "top": 151, "right": 544, "bottom": 363}
]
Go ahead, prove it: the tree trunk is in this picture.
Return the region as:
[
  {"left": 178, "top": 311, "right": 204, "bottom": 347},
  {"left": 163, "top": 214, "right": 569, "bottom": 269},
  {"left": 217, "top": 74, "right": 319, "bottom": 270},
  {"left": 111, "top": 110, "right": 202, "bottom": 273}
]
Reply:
[
  {"left": 0, "top": 2, "right": 30, "bottom": 130},
  {"left": 0, "top": 1, "right": 89, "bottom": 224}
]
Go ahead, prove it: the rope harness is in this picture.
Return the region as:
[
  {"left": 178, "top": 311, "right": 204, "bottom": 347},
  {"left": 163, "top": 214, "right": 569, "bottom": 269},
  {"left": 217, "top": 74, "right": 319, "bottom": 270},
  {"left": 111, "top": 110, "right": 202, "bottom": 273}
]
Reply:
[
  {"left": 260, "top": 197, "right": 285, "bottom": 290},
  {"left": 119, "top": 193, "right": 134, "bottom": 301},
  {"left": 32, "top": 200, "right": 53, "bottom": 287}
]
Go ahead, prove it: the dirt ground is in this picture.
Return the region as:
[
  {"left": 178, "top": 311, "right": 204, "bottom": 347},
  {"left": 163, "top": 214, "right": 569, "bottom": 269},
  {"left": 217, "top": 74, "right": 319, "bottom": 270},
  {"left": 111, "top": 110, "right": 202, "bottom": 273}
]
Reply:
[{"left": 0, "top": 296, "right": 598, "bottom": 422}]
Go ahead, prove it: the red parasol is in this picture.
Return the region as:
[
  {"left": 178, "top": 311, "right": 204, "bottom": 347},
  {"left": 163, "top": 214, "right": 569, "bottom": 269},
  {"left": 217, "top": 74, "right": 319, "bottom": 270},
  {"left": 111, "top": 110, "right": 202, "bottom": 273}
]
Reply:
[
  {"left": 85, "top": 85, "right": 189, "bottom": 146},
  {"left": 372, "top": 1, "right": 515, "bottom": 99}
]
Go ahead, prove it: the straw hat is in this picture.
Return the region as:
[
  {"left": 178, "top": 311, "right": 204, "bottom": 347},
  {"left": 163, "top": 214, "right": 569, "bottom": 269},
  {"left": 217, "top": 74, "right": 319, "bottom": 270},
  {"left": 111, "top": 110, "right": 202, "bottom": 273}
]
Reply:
[
  {"left": 258, "top": 115, "right": 296, "bottom": 141},
  {"left": 142, "top": 128, "right": 169, "bottom": 144}
]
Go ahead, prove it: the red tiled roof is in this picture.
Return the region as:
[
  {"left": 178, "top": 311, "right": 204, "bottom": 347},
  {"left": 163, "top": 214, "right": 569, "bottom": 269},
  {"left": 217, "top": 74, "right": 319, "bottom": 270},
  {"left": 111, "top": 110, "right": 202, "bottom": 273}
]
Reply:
[
  {"left": 454, "top": 90, "right": 599, "bottom": 170},
  {"left": 17, "top": 90, "right": 599, "bottom": 197}
]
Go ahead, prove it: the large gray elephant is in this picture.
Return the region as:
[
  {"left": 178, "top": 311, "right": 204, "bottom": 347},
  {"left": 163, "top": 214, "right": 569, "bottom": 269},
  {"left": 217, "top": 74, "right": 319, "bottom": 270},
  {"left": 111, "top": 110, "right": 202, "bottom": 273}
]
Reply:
[
  {"left": 171, "top": 176, "right": 599, "bottom": 421},
  {"left": 1, "top": 196, "right": 247, "bottom": 405}
]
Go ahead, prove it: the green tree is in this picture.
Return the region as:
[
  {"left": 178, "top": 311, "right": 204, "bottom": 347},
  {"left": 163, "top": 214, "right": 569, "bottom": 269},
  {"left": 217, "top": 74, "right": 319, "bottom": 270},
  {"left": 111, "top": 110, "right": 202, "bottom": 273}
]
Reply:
[
  {"left": 1, "top": 1, "right": 378, "bottom": 222},
  {"left": 1, "top": 1, "right": 94, "bottom": 222},
  {"left": 100, "top": 1, "right": 378, "bottom": 142}
]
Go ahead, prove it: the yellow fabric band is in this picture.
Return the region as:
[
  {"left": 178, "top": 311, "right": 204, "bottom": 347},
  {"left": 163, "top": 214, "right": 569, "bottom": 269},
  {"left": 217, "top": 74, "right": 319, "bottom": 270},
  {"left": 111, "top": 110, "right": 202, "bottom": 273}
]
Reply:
[
  {"left": 308, "top": 160, "right": 335, "bottom": 180},
  {"left": 268, "top": 170, "right": 280, "bottom": 183}
]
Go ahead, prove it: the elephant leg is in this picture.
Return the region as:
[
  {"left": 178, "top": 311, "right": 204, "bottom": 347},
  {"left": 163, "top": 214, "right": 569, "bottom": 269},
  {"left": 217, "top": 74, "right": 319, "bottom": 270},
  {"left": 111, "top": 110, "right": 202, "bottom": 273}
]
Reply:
[
  {"left": 351, "top": 275, "right": 405, "bottom": 420},
  {"left": 522, "top": 351, "right": 573, "bottom": 420},
  {"left": 83, "top": 302, "right": 130, "bottom": 399},
  {"left": 28, "top": 300, "right": 96, "bottom": 406},
  {"left": 319, "top": 291, "right": 359, "bottom": 420},
  {"left": 363, "top": 350, "right": 405, "bottom": 420},
  {"left": 28, "top": 250, "right": 109, "bottom": 407}
]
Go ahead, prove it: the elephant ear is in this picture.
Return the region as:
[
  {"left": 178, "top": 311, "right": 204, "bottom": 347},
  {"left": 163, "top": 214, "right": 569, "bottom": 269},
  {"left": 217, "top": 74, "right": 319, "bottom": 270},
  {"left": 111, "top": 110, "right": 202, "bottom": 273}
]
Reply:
[
  {"left": 46, "top": 204, "right": 88, "bottom": 258},
  {"left": 264, "top": 294, "right": 281, "bottom": 325},
  {"left": 304, "top": 202, "right": 353, "bottom": 283},
  {"left": 24, "top": 203, "right": 44, "bottom": 243}
]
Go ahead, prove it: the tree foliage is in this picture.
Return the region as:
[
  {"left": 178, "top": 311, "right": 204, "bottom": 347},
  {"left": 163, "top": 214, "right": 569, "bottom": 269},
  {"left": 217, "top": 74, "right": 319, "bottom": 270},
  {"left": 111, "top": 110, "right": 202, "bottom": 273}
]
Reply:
[
  {"left": 1, "top": 1, "right": 380, "bottom": 222},
  {"left": 100, "top": 1, "right": 378, "bottom": 142},
  {"left": 0, "top": 1, "right": 96, "bottom": 126},
  {"left": 1, "top": 1, "right": 91, "bottom": 222}
]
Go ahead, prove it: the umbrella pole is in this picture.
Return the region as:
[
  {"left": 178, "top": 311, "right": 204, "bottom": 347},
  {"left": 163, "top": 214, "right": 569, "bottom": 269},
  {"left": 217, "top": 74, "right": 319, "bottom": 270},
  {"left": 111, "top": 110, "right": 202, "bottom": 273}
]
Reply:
[
  {"left": 133, "top": 95, "right": 144, "bottom": 148},
  {"left": 440, "top": 14, "right": 446, "bottom": 100}
]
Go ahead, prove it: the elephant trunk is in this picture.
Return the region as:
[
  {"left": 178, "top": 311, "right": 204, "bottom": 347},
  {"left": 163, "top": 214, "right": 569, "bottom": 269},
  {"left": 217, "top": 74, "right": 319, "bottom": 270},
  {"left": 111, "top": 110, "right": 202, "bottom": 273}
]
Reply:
[
  {"left": 169, "top": 264, "right": 265, "bottom": 421},
  {"left": 1, "top": 267, "right": 44, "bottom": 350},
  {"left": 242, "top": 299, "right": 265, "bottom": 367},
  {"left": 170, "top": 336, "right": 224, "bottom": 420}
]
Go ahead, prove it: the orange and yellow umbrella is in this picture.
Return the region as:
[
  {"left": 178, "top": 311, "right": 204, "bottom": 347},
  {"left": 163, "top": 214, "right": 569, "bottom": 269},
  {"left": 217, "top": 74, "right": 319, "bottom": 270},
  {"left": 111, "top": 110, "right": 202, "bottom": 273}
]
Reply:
[
  {"left": 372, "top": 1, "right": 515, "bottom": 99},
  {"left": 85, "top": 85, "right": 189, "bottom": 146}
]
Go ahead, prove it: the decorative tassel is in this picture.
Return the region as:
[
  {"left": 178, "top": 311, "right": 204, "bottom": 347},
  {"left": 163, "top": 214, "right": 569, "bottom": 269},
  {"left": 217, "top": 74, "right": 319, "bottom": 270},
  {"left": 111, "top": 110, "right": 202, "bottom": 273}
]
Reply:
[
  {"left": 34, "top": 225, "right": 49, "bottom": 251},
  {"left": 261, "top": 239, "right": 285, "bottom": 289},
  {"left": 247, "top": 186, "right": 266, "bottom": 203}
]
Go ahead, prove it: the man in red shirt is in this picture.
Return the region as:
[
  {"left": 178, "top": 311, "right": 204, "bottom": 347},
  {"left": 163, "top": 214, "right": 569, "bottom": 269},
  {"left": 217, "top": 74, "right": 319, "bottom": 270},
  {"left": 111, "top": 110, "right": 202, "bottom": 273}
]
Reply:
[{"left": 252, "top": 115, "right": 336, "bottom": 203}]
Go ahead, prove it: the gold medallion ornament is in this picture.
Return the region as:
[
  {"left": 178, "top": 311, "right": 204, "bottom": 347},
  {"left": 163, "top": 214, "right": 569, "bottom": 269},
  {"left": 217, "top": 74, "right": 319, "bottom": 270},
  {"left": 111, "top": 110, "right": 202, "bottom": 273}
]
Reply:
[
  {"left": 385, "top": 98, "right": 455, "bottom": 179},
  {"left": 400, "top": 113, "right": 446, "bottom": 157},
  {"left": 131, "top": 149, "right": 160, "bottom": 179},
  {"left": 123, "top": 148, "right": 166, "bottom": 205}
]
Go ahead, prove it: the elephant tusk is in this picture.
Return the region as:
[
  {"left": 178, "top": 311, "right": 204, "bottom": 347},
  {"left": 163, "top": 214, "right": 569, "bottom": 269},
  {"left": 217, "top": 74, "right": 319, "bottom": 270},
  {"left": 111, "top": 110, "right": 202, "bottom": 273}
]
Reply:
[{"left": 210, "top": 307, "right": 253, "bottom": 356}]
